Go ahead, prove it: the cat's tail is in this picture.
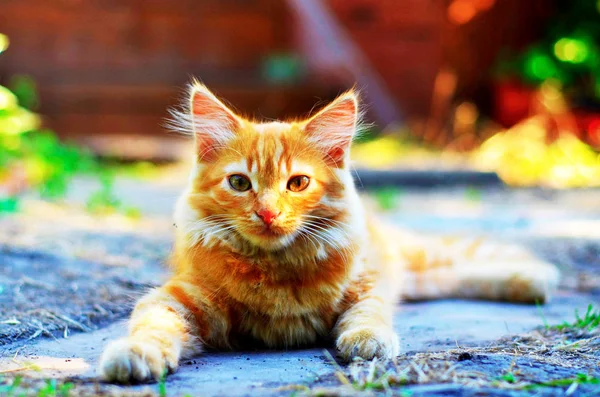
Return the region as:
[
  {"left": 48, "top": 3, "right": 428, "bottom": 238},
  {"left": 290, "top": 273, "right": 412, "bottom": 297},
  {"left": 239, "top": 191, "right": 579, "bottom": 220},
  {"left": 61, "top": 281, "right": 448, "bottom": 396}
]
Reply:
[
  {"left": 366, "top": 215, "right": 561, "bottom": 304},
  {"left": 396, "top": 234, "right": 560, "bottom": 304}
]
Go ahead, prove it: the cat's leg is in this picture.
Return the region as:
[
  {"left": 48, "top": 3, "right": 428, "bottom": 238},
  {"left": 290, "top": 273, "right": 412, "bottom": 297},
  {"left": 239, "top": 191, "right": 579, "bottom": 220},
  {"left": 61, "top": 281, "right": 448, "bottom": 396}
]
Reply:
[
  {"left": 99, "top": 280, "right": 226, "bottom": 383},
  {"left": 334, "top": 277, "right": 399, "bottom": 361}
]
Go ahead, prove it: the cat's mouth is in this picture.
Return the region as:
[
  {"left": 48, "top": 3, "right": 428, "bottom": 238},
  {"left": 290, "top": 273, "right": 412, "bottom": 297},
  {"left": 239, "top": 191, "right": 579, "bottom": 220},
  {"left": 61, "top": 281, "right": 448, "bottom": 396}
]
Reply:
[
  {"left": 241, "top": 223, "right": 299, "bottom": 250},
  {"left": 256, "top": 224, "right": 286, "bottom": 238}
]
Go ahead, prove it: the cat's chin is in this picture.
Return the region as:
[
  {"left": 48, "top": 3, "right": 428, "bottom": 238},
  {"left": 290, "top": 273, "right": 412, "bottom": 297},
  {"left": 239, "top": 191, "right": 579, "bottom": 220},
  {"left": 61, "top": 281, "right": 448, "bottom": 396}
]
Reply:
[{"left": 243, "top": 230, "right": 299, "bottom": 252}]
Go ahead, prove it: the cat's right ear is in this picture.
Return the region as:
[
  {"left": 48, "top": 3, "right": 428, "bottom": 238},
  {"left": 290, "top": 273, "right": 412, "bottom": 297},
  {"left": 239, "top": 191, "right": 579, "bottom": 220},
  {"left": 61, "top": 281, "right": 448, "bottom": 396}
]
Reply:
[{"left": 189, "top": 81, "right": 241, "bottom": 161}]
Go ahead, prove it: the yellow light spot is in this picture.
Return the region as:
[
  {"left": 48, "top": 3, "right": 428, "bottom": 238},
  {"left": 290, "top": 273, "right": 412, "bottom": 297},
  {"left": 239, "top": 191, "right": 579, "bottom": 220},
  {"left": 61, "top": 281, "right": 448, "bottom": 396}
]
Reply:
[
  {"left": 0, "top": 34, "right": 8, "bottom": 54},
  {"left": 0, "top": 85, "right": 17, "bottom": 110},
  {"left": 554, "top": 38, "right": 589, "bottom": 64},
  {"left": 472, "top": 116, "right": 600, "bottom": 188},
  {"left": 25, "top": 157, "right": 50, "bottom": 185},
  {"left": 0, "top": 107, "right": 41, "bottom": 135}
]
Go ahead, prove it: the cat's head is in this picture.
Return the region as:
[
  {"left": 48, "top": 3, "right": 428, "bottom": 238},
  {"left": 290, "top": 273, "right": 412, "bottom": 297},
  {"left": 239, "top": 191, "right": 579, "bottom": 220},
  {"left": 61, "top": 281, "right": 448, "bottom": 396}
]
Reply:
[{"left": 173, "top": 81, "right": 360, "bottom": 251}]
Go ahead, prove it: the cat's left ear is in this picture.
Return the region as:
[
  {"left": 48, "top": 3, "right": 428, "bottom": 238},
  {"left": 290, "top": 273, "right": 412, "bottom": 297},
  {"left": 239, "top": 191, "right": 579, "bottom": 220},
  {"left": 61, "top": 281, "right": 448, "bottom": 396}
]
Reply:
[
  {"left": 304, "top": 90, "right": 358, "bottom": 167},
  {"left": 189, "top": 81, "right": 242, "bottom": 162}
]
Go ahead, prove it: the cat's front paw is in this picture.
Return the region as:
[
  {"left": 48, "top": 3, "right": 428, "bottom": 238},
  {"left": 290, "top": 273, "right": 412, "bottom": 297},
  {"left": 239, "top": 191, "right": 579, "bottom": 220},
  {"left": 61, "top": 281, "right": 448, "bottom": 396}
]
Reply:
[
  {"left": 99, "top": 338, "right": 177, "bottom": 383},
  {"left": 336, "top": 326, "right": 399, "bottom": 361}
]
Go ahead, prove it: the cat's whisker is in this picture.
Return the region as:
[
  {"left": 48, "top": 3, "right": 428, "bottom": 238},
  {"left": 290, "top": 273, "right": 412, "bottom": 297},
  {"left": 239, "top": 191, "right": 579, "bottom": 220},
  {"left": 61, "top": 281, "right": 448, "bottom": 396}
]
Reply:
[
  {"left": 303, "top": 214, "right": 352, "bottom": 229},
  {"left": 303, "top": 219, "right": 350, "bottom": 235},
  {"left": 302, "top": 220, "right": 351, "bottom": 243},
  {"left": 297, "top": 232, "right": 323, "bottom": 257},
  {"left": 300, "top": 225, "right": 342, "bottom": 252},
  {"left": 297, "top": 228, "right": 320, "bottom": 253},
  {"left": 301, "top": 217, "right": 352, "bottom": 236},
  {"left": 189, "top": 215, "right": 241, "bottom": 246},
  {"left": 302, "top": 224, "right": 353, "bottom": 263}
]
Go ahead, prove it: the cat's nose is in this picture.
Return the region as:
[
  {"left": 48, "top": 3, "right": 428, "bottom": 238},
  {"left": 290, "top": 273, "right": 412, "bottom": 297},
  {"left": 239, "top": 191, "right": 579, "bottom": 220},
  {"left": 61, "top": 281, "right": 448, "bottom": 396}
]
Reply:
[{"left": 256, "top": 208, "right": 279, "bottom": 226}]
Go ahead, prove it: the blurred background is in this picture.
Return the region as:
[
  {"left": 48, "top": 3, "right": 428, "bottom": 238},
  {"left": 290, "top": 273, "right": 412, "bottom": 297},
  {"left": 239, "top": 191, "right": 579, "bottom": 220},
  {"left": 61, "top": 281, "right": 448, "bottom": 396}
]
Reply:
[
  {"left": 1, "top": 1, "right": 600, "bottom": 361},
  {"left": 1, "top": 0, "right": 600, "bottom": 214}
]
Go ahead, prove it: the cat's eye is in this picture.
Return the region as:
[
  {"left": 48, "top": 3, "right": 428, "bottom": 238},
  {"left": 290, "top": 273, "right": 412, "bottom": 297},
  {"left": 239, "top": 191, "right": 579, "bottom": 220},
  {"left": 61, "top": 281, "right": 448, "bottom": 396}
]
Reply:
[
  {"left": 287, "top": 175, "right": 310, "bottom": 192},
  {"left": 228, "top": 174, "right": 252, "bottom": 192}
]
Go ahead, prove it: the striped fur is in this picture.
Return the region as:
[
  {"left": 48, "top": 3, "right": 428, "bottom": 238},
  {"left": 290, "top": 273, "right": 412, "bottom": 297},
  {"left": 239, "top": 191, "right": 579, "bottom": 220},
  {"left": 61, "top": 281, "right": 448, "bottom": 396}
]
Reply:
[{"left": 99, "top": 83, "right": 560, "bottom": 383}]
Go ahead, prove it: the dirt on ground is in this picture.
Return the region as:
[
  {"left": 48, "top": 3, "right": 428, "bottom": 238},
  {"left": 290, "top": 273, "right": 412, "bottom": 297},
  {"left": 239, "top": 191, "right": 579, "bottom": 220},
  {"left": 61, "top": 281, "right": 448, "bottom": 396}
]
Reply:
[
  {"left": 0, "top": 202, "right": 170, "bottom": 345},
  {"left": 298, "top": 323, "right": 600, "bottom": 396}
]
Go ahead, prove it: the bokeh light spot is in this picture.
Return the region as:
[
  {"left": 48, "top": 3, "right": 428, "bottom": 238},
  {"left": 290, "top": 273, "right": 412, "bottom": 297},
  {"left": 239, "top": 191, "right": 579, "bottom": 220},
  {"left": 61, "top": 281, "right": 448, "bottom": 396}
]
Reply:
[
  {"left": 539, "top": 80, "right": 565, "bottom": 113},
  {"left": 588, "top": 119, "right": 600, "bottom": 147},
  {"left": 554, "top": 38, "right": 589, "bottom": 64},
  {"left": 0, "top": 85, "right": 18, "bottom": 110},
  {"left": 448, "top": 0, "right": 477, "bottom": 24},
  {"left": 525, "top": 53, "right": 557, "bottom": 81},
  {"left": 455, "top": 102, "right": 478, "bottom": 126},
  {"left": 0, "top": 33, "right": 8, "bottom": 54}
]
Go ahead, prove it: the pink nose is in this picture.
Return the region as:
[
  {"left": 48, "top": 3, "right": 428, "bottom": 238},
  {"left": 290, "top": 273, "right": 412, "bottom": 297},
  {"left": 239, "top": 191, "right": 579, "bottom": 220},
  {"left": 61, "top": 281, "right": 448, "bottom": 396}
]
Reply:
[{"left": 256, "top": 208, "right": 278, "bottom": 225}]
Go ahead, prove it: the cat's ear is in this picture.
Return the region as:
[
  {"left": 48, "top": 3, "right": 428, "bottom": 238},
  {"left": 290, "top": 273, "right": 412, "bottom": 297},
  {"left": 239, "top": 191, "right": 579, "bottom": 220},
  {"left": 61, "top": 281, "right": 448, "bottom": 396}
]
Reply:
[
  {"left": 304, "top": 90, "right": 358, "bottom": 167},
  {"left": 189, "top": 81, "right": 241, "bottom": 161}
]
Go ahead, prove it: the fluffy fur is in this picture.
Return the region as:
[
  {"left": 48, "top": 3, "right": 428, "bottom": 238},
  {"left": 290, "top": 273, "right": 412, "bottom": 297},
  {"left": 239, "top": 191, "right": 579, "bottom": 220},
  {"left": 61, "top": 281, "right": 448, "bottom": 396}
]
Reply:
[{"left": 99, "top": 82, "right": 560, "bottom": 383}]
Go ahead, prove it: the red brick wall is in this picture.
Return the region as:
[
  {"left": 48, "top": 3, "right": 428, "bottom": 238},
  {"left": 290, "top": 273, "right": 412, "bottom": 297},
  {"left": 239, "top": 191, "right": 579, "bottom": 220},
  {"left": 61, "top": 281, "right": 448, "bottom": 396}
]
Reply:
[{"left": 0, "top": 0, "right": 332, "bottom": 144}]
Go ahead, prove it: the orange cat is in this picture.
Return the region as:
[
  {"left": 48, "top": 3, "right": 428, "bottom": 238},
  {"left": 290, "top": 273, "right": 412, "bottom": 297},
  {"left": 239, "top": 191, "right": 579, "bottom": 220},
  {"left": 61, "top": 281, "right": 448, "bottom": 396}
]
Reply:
[{"left": 99, "top": 82, "right": 559, "bottom": 383}]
